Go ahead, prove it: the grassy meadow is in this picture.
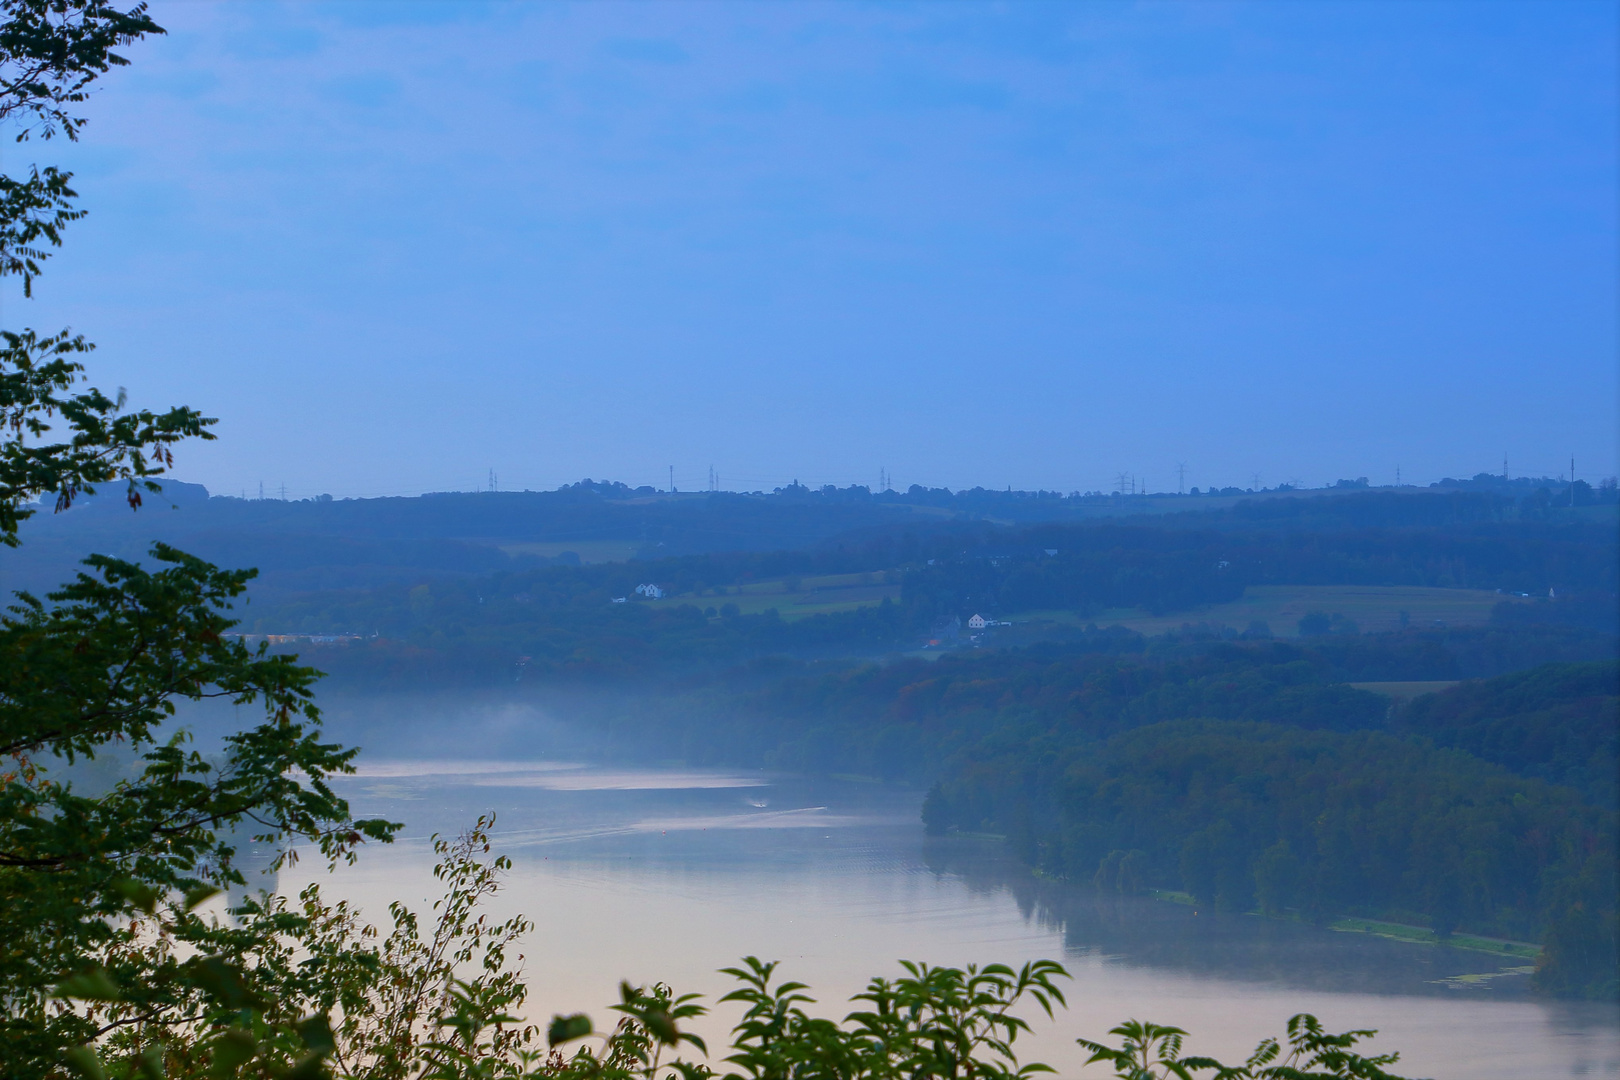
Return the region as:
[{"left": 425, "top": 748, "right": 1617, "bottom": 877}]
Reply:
[
  {"left": 634, "top": 579, "right": 1521, "bottom": 633},
  {"left": 1012, "top": 584, "right": 1515, "bottom": 638},
  {"left": 643, "top": 570, "right": 902, "bottom": 620},
  {"left": 496, "top": 539, "right": 646, "bottom": 563}
]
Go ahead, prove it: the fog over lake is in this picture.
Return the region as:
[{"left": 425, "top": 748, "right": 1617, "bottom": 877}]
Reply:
[{"left": 268, "top": 750, "right": 1620, "bottom": 1080}]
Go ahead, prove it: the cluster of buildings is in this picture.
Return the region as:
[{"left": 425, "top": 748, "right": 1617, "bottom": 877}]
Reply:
[{"left": 612, "top": 584, "right": 667, "bottom": 603}]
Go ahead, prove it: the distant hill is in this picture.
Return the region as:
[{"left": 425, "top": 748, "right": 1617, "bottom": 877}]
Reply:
[{"left": 1, "top": 477, "right": 1612, "bottom": 606}]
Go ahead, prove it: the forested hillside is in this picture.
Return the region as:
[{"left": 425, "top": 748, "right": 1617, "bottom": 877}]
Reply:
[
  {"left": 1396, "top": 662, "right": 1619, "bottom": 806},
  {"left": 589, "top": 640, "right": 1612, "bottom": 779},
  {"left": 907, "top": 658, "right": 1618, "bottom": 998},
  {"left": 242, "top": 510, "right": 1615, "bottom": 687},
  {"left": 931, "top": 720, "right": 1614, "bottom": 997}
]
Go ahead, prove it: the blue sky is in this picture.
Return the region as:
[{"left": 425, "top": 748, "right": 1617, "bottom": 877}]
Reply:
[{"left": 3, "top": 0, "right": 1615, "bottom": 497}]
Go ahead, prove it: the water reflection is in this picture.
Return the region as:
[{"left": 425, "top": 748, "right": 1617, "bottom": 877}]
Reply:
[
  {"left": 269, "top": 761, "right": 1618, "bottom": 1080},
  {"left": 922, "top": 838, "right": 1536, "bottom": 998}
]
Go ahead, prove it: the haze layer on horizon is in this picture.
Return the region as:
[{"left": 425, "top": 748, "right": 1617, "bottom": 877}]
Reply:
[{"left": 4, "top": 0, "right": 1615, "bottom": 499}]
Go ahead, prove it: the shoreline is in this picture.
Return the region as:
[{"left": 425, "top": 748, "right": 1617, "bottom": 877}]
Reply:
[{"left": 1142, "top": 887, "right": 1541, "bottom": 959}]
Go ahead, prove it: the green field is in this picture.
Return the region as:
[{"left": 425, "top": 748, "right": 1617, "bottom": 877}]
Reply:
[
  {"left": 496, "top": 539, "right": 644, "bottom": 563},
  {"left": 1012, "top": 584, "right": 1516, "bottom": 638},
  {"left": 640, "top": 580, "right": 1520, "bottom": 632},
  {"left": 1349, "top": 680, "right": 1462, "bottom": 702},
  {"left": 1328, "top": 915, "right": 1539, "bottom": 959},
  {"left": 645, "top": 571, "right": 901, "bottom": 621}
]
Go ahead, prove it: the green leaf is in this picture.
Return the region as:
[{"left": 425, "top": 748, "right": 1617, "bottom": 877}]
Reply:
[
  {"left": 134, "top": 1046, "right": 167, "bottom": 1080},
  {"left": 60, "top": 1045, "right": 107, "bottom": 1080},
  {"left": 187, "top": 955, "right": 263, "bottom": 1012},
  {"left": 549, "top": 1012, "right": 594, "bottom": 1046},
  {"left": 296, "top": 1012, "right": 337, "bottom": 1056},
  {"left": 644, "top": 1009, "right": 679, "bottom": 1044},
  {"left": 184, "top": 884, "right": 223, "bottom": 911},
  {"left": 208, "top": 1027, "right": 257, "bottom": 1078},
  {"left": 111, "top": 876, "right": 162, "bottom": 915},
  {"left": 54, "top": 968, "right": 122, "bottom": 1001},
  {"left": 285, "top": 1053, "right": 333, "bottom": 1080}
]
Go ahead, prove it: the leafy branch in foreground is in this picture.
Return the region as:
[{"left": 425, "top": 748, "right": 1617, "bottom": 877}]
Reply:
[
  {"left": 50, "top": 819, "right": 520, "bottom": 1080},
  {"left": 1078, "top": 1015, "right": 1415, "bottom": 1080},
  {"left": 44, "top": 817, "right": 1426, "bottom": 1080},
  {"left": 2, "top": 545, "right": 399, "bottom": 1076},
  {"left": 0, "top": 0, "right": 164, "bottom": 295},
  {"left": 0, "top": 0, "right": 162, "bottom": 142},
  {"left": 0, "top": 163, "right": 80, "bottom": 293},
  {"left": 1, "top": 0, "right": 202, "bottom": 527},
  {"left": 0, "top": 327, "right": 216, "bottom": 541},
  {"left": 705, "top": 955, "right": 1066, "bottom": 1080},
  {"left": 0, "top": 2, "right": 402, "bottom": 1073},
  {"left": 548, "top": 949, "right": 1416, "bottom": 1080}
]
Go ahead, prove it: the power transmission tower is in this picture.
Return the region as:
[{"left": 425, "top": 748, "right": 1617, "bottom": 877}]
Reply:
[
  {"left": 1177, "top": 462, "right": 1185, "bottom": 495},
  {"left": 1396, "top": 464, "right": 1401, "bottom": 487},
  {"left": 279, "top": 482, "right": 286, "bottom": 501},
  {"left": 669, "top": 465, "right": 674, "bottom": 493},
  {"left": 258, "top": 481, "right": 264, "bottom": 501}
]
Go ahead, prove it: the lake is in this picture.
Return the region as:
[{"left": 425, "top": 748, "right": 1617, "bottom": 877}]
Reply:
[{"left": 275, "top": 760, "right": 1620, "bottom": 1080}]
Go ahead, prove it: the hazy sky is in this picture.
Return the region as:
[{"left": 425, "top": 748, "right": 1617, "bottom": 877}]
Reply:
[{"left": 4, "top": 1, "right": 1615, "bottom": 498}]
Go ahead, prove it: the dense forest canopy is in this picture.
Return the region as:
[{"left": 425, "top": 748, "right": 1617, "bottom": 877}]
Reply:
[
  {"left": 925, "top": 719, "right": 1615, "bottom": 993},
  {"left": 1394, "top": 661, "right": 1619, "bottom": 806}
]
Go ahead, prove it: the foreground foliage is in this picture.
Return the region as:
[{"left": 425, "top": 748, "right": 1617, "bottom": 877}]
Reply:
[
  {"left": 0, "top": 1, "right": 395, "bottom": 1072},
  {"left": 55, "top": 819, "right": 1424, "bottom": 1080}
]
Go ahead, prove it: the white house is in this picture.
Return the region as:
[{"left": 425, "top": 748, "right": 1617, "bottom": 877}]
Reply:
[
  {"left": 635, "top": 583, "right": 665, "bottom": 599},
  {"left": 968, "top": 613, "right": 988, "bottom": 630}
]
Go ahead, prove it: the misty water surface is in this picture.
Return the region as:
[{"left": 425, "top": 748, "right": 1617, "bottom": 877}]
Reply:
[{"left": 270, "top": 759, "right": 1619, "bottom": 1080}]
